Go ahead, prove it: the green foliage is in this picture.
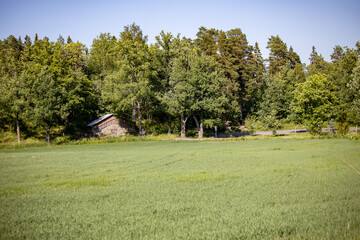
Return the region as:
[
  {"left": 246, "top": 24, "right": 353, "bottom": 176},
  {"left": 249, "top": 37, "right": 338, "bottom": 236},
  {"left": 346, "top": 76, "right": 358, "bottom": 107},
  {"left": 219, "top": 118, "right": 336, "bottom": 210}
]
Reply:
[
  {"left": 263, "top": 110, "right": 282, "bottom": 135},
  {"left": 0, "top": 26, "right": 359, "bottom": 142},
  {"left": 0, "top": 131, "right": 18, "bottom": 143},
  {"left": 337, "top": 121, "right": 349, "bottom": 135},
  {"left": 0, "top": 36, "right": 29, "bottom": 142},
  {"left": 267, "top": 35, "right": 289, "bottom": 75},
  {"left": 295, "top": 74, "right": 338, "bottom": 134},
  {"left": 87, "top": 33, "right": 118, "bottom": 91},
  {"left": 31, "top": 67, "right": 61, "bottom": 142},
  {"left": 245, "top": 116, "right": 257, "bottom": 135},
  {"left": 258, "top": 68, "right": 295, "bottom": 120},
  {"left": 196, "top": 27, "right": 265, "bottom": 122},
  {"left": 336, "top": 109, "right": 349, "bottom": 134},
  {"left": 163, "top": 39, "right": 233, "bottom": 138},
  {"left": 0, "top": 33, "right": 99, "bottom": 142},
  {"left": 102, "top": 23, "right": 154, "bottom": 136},
  {"left": 1, "top": 140, "right": 359, "bottom": 239},
  {"left": 347, "top": 59, "right": 360, "bottom": 124},
  {"left": 307, "top": 46, "right": 331, "bottom": 76},
  {"left": 329, "top": 46, "right": 358, "bottom": 126}
]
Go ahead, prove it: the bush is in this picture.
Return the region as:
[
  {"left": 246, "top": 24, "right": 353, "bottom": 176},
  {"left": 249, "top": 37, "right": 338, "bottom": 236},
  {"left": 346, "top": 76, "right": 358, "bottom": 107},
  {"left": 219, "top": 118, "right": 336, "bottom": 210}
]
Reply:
[
  {"left": 262, "top": 110, "right": 282, "bottom": 135},
  {"left": 336, "top": 109, "right": 349, "bottom": 135},
  {"left": 245, "top": 117, "right": 258, "bottom": 136},
  {"left": 337, "top": 121, "right": 349, "bottom": 135}
]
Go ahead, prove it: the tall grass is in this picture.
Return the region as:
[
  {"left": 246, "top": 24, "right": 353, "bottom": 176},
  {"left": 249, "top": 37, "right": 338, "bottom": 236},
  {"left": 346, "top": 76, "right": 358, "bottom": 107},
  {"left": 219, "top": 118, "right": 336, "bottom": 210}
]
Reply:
[{"left": 1, "top": 139, "right": 360, "bottom": 239}]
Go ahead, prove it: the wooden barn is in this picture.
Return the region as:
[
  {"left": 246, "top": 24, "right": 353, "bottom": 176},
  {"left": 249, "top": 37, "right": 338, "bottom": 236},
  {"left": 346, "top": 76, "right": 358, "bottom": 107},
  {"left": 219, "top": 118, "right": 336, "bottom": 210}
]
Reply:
[{"left": 87, "top": 114, "right": 133, "bottom": 137}]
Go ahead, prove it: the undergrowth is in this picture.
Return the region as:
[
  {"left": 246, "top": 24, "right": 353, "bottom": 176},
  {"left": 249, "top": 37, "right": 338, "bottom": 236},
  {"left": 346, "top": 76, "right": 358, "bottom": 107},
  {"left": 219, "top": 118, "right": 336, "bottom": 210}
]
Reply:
[{"left": 0, "top": 129, "right": 359, "bottom": 150}]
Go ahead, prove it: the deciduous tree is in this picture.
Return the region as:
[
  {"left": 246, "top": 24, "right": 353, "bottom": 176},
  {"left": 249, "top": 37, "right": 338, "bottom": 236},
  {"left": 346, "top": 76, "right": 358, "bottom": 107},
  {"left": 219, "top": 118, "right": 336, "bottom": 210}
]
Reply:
[
  {"left": 348, "top": 60, "right": 360, "bottom": 126},
  {"left": 103, "top": 23, "right": 154, "bottom": 136},
  {"left": 31, "top": 67, "right": 61, "bottom": 143},
  {"left": 294, "top": 74, "right": 337, "bottom": 134},
  {"left": 0, "top": 35, "right": 27, "bottom": 142}
]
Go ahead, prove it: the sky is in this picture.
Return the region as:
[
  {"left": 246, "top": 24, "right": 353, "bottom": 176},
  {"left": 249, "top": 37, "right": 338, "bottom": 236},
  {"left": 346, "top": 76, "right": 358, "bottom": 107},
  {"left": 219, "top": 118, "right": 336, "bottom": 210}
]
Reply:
[{"left": 0, "top": 0, "right": 359, "bottom": 64}]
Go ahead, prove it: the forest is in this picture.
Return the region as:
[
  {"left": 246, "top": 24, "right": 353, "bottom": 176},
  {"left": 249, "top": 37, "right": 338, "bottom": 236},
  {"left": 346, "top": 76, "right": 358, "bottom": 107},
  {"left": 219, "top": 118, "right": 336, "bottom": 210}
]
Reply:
[{"left": 0, "top": 23, "right": 359, "bottom": 142}]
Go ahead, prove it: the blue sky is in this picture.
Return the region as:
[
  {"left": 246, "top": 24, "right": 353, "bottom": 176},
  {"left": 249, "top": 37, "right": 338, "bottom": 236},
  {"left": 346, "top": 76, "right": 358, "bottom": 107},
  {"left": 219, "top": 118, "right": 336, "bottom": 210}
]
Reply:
[{"left": 0, "top": 0, "right": 359, "bottom": 64}]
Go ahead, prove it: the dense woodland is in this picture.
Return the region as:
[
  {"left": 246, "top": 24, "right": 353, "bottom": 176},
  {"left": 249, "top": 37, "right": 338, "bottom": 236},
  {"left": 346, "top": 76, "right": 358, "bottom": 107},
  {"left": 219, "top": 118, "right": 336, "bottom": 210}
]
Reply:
[{"left": 1, "top": 23, "right": 360, "bottom": 142}]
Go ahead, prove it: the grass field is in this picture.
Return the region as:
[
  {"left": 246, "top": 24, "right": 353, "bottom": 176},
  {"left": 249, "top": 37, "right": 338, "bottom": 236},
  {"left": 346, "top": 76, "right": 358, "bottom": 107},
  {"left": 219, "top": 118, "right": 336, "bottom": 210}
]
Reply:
[{"left": 1, "top": 139, "right": 359, "bottom": 239}]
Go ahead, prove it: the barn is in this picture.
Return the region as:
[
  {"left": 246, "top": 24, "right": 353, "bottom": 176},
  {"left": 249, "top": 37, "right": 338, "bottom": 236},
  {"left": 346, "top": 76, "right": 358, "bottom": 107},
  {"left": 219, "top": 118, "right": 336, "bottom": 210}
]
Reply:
[{"left": 87, "top": 114, "right": 133, "bottom": 137}]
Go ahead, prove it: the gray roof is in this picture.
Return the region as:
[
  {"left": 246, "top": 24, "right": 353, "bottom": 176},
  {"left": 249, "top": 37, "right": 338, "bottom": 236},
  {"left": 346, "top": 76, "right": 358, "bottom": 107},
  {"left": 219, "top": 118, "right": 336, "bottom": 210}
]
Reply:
[{"left": 87, "top": 113, "right": 114, "bottom": 127}]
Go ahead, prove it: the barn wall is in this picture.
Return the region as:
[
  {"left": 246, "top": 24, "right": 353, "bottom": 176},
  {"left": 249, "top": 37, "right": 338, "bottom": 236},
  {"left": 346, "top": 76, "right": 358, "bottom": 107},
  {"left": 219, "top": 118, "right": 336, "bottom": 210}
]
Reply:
[{"left": 91, "top": 116, "right": 131, "bottom": 137}]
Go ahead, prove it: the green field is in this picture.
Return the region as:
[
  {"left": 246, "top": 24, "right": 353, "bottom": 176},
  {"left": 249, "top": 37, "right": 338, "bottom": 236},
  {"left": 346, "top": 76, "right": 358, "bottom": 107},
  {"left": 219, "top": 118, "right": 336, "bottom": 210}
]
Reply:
[{"left": 1, "top": 139, "right": 359, "bottom": 239}]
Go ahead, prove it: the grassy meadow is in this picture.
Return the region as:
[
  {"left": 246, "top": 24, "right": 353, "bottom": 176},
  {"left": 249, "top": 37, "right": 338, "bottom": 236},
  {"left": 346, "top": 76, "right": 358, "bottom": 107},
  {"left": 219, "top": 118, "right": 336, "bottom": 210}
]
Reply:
[{"left": 0, "top": 139, "right": 360, "bottom": 239}]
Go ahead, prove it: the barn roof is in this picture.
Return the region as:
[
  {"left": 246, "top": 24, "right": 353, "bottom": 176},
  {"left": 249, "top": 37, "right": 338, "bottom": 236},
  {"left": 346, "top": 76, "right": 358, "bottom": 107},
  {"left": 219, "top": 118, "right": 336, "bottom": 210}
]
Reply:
[{"left": 87, "top": 113, "right": 114, "bottom": 127}]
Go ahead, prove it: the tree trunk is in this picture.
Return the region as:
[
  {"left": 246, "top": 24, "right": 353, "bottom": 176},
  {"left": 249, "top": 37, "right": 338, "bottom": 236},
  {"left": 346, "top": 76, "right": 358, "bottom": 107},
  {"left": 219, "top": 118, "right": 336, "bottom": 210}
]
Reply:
[
  {"left": 167, "top": 115, "right": 172, "bottom": 135},
  {"left": 16, "top": 117, "right": 20, "bottom": 143},
  {"left": 193, "top": 117, "right": 199, "bottom": 131},
  {"left": 132, "top": 102, "right": 136, "bottom": 122},
  {"left": 180, "top": 113, "right": 188, "bottom": 139},
  {"left": 278, "top": 54, "right": 281, "bottom": 75},
  {"left": 193, "top": 116, "right": 204, "bottom": 138},
  {"left": 137, "top": 102, "right": 143, "bottom": 136},
  {"left": 45, "top": 124, "right": 51, "bottom": 143},
  {"left": 64, "top": 114, "right": 70, "bottom": 132}
]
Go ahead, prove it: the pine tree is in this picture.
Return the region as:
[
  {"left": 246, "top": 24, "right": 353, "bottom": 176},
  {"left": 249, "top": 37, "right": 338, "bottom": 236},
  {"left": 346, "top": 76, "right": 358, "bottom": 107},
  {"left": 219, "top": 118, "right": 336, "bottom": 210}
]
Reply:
[
  {"left": 288, "top": 46, "right": 301, "bottom": 68},
  {"left": 217, "top": 28, "right": 251, "bottom": 123},
  {"left": 195, "top": 27, "right": 219, "bottom": 56},
  {"left": 307, "top": 46, "right": 330, "bottom": 76},
  {"left": 267, "top": 35, "right": 288, "bottom": 75},
  {"left": 57, "top": 35, "right": 65, "bottom": 45},
  {"left": 67, "top": 36, "right": 73, "bottom": 44}
]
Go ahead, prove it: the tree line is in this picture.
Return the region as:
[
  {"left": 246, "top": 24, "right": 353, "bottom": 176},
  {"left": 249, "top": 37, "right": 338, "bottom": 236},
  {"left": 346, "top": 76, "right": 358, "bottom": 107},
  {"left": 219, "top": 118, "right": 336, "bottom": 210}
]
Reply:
[{"left": 1, "top": 23, "right": 359, "bottom": 142}]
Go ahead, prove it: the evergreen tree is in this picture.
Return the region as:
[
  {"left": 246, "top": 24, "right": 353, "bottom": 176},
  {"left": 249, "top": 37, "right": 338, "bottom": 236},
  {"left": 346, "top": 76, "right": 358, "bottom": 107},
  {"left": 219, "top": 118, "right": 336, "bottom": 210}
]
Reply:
[
  {"left": 288, "top": 46, "right": 301, "bottom": 69},
  {"left": 195, "top": 27, "right": 219, "bottom": 56},
  {"left": 57, "top": 35, "right": 65, "bottom": 45},
  {"left": 243, "top": 42, "right": 266, "bottom": 116},
  {"left": 217, "top": 28, "right": 251, "bottom": 123},
  {"left": 67, "top": 36, "right": 73, "bottom": 44},
  {"left": 330, "top": 45, "right": 344, "bottom": 63},
  {"left": 267, "top": 35, "right": 288, "bottom": 75},
  {"left": 195, "top": 27, "right": 266, "bottom": 123},
  {"left": 307, "top": 46, "right": 330, "bottom": 76}
]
